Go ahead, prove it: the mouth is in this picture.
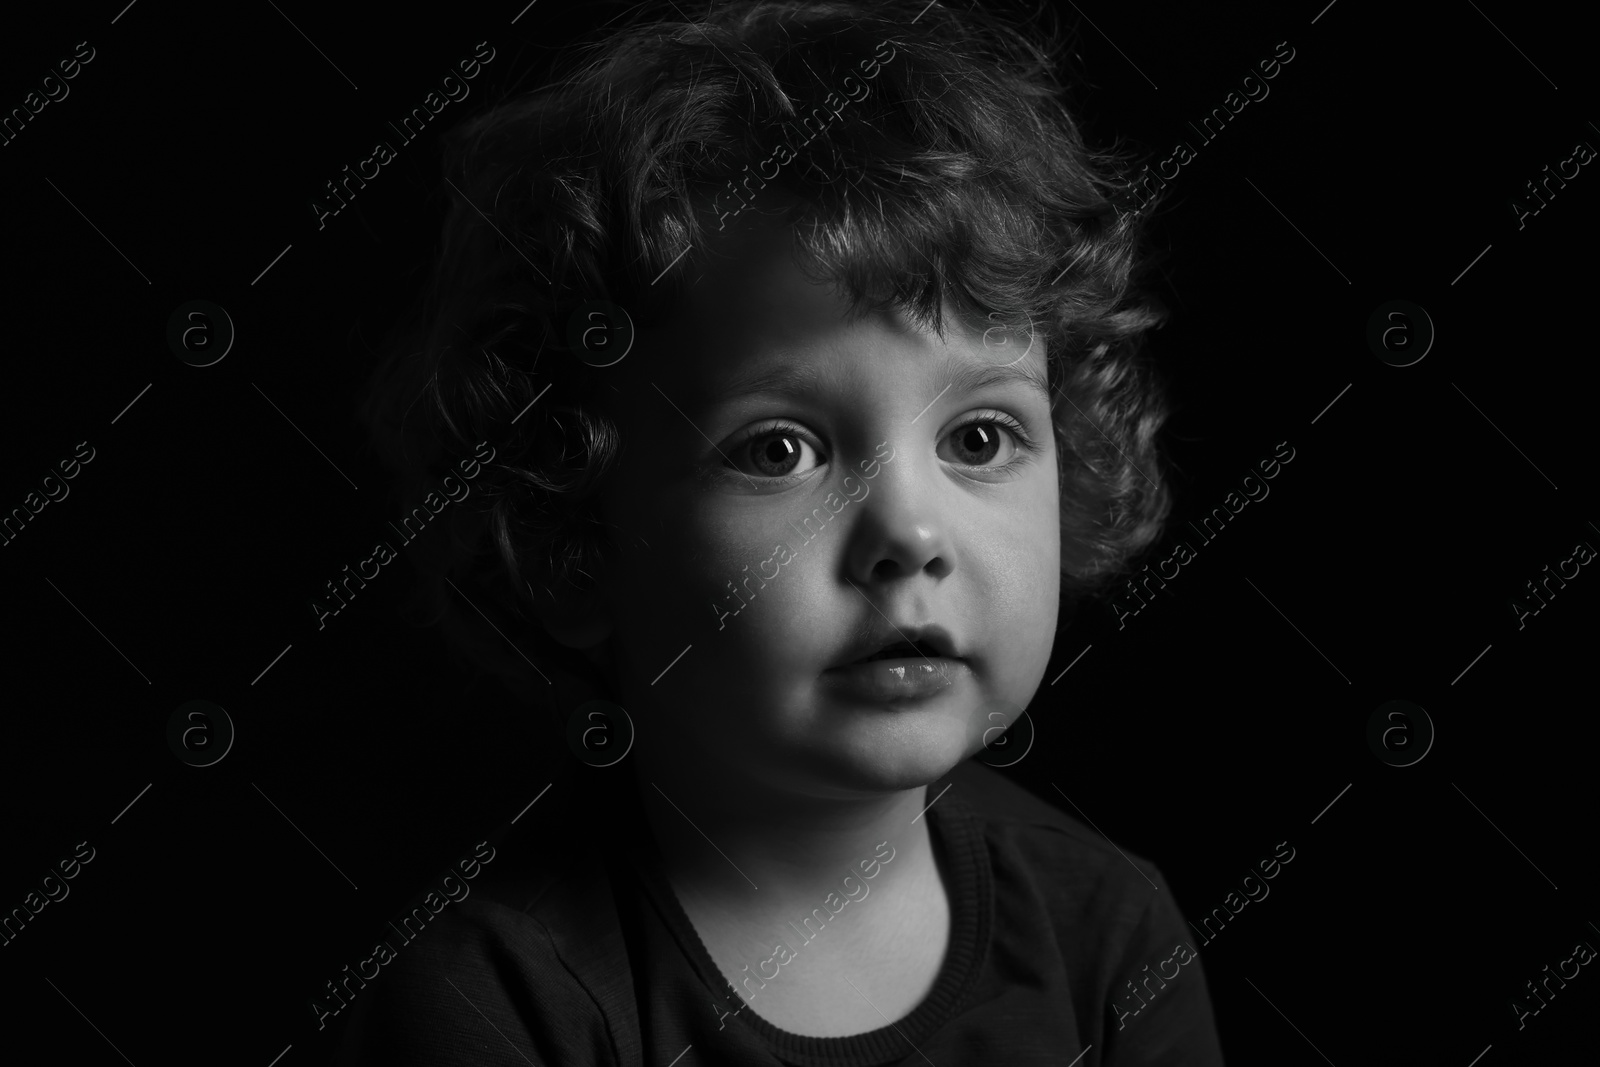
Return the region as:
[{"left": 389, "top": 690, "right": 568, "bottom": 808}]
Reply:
[
  {"left": 821, "top": 655, "right": 968, "bottom": 702},
  {"left": 823, "top": 630, "right": 968, "bottom": 702},
  {"left": 850, "top": 639, "right": 951, "bottom": 665},
  {"left": 831, "top": 624, "right": 962, "bottom": 669}
]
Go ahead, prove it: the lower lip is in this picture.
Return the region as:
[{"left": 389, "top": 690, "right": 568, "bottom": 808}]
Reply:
[{"left": 821, "top": 657, "right": 969, "bottom": 702}]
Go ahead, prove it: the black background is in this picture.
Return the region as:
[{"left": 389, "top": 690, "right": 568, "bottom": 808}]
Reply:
[{"left": 1, "top": 1, "right": 1595, "bottom": 1064}]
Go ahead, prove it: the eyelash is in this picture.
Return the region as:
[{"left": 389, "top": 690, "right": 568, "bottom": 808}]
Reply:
[{"left": 720, "top": 411, "right": 1042, "bottom": 484}]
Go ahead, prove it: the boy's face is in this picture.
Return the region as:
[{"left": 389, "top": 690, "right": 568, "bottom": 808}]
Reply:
[{"left": 586, "top": 222, "right": 1060, "bottom": 798}]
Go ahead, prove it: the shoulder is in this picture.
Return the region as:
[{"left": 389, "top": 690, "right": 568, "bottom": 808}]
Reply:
[
  {"left": 941, "top": 759, "right": 1174, "bottom": 934},
  {"left": 942, "top": 761, "right": 1218, "bottom": 1040},
  {"left": 945, "top": 759, "right": 1163, "bottom": 879},
  {"left": 329, "top": 813, "right": 637, "bottom": 1065}
]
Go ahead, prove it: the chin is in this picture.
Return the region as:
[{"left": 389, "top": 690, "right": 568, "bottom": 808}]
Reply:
[{"left": 818, "top": 712, "right": 982, "bottom": 794}]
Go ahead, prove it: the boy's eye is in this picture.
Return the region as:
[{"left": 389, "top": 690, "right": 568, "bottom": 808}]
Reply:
[
  {"left": 720, "top": 412, "right": 1035, "bottom": 483},
  {"left": 729, "top": 425, "right": 825, "bottom": 479},
  {"left": 939, "top": 415, "right": 1027, "bottom": 468}
]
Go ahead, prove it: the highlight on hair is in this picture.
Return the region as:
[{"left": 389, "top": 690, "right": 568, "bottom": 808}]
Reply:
[{"left": 358, "top": 0, "right": 1176, "bottom": 700}]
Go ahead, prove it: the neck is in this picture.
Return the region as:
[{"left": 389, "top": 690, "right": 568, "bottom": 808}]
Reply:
[{"left": 629, "top": 744, "right": 935, "bottom": 917}]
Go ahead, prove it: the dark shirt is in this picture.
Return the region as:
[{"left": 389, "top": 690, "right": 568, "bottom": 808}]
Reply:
[{"left": 331, "top": 758, "right": 1225, "bottom": 1065}]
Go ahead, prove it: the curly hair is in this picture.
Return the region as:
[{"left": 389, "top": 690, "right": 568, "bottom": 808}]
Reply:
[{"left": 358, "top": 0, "right": 1175, "bottom": 705}]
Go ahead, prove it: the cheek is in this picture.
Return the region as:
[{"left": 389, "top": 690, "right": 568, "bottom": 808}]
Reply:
[
  {"left": 1031, "top": 464, "right": 1062, "bottom": 574},
  {"left": 602, "top": 492, "right": 824, "bottom": 678},
  {"left": 602, "top": 518, "right": 845, "bottom": 772},
  {"left": 997, "top": 460, "right": 1060, "bottom": 589},
  {"left": 1031, "top": 471, "right": 1063, "bottom": 640},
  {"left": 683, "top": 511, "right": 838, "bottom": 673},
  {"left": 984, "top": 541, "right": 1058, "bottom": 662},
  {"left": 975, "top": 470, "right": 1060, "bottom": 672}
]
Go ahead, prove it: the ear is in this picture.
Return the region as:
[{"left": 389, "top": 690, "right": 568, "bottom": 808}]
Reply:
[{"left": 529, "top": 575, "right": 613, "bottom": 653}]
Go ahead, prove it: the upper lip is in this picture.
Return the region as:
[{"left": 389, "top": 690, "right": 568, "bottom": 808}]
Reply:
[{"left": 831, "top": 623, "right": 962, "bottom": 668}]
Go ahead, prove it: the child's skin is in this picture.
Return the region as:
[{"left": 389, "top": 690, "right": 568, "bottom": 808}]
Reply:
[{"left": 535, "top": 207, "right": 1062, "bottom": 1035}]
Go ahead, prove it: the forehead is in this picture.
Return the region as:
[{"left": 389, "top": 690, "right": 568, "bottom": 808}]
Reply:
[{"left": 647, "top": 219, "right": 1048, "bottom": 410}]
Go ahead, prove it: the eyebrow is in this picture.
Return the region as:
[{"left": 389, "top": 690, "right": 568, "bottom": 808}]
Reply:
[{"left": 700, "top": 352, "right": 1054, "bottom": 413}]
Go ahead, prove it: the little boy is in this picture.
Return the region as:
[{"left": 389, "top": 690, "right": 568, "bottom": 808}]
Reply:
[{"left": 340, "top": 0, "right": 1223, "bottom": 1063}]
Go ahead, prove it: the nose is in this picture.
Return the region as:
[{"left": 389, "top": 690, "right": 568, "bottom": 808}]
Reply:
[{"left": 842, "top": 447, "right": 955, "bottom": 584}]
